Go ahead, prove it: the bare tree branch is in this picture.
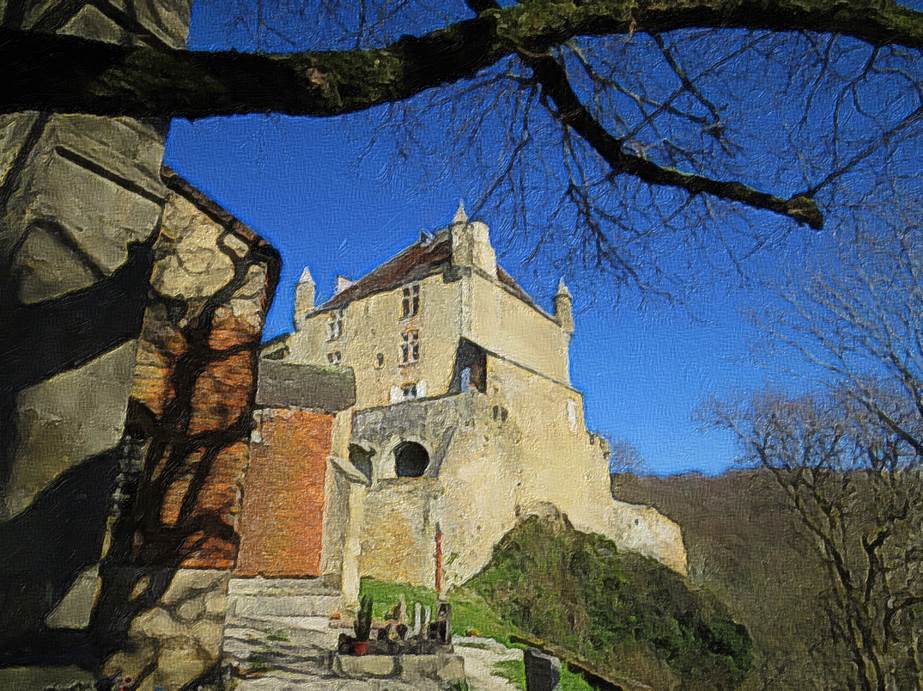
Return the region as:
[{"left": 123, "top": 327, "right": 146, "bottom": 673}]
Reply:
[{"left": 2, "top": 0, "right": 921, "bottom": 119}]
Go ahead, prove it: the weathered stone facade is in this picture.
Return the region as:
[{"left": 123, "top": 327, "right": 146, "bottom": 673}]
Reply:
[
  {"left": 267, "top": 205, "right": 688, "bottom": 590},
  {"left": 0, "top": 2, "right": 304, "bottom": 680},
  {"left": 128, "top": 169, "right": 280, "bottom": 572},
  {"left": 0, "top": 0, "right": 198, "bottom": 674}
]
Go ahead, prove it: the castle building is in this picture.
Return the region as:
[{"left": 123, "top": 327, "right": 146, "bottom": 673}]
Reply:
[{"left": 261, "top": 203, "right": 686, "bottom": 589}]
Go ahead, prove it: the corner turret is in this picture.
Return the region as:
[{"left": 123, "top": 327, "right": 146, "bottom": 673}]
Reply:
[
  {"left": 554, "top": 277, "right": 574, "bottom": 334},
  {"left": 294, "top": 266, "right": 316, "bottom": 330},
  {"left": 450, "top": 200, "right": 496, "bottom": 278}
]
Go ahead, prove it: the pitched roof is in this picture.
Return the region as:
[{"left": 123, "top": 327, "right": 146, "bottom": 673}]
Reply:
[
  {"left": 316, "top": 228, "right": 546, "bottom": 317},
  {"left": 318, "top": 231, "right": 453, "bottom": 310}
]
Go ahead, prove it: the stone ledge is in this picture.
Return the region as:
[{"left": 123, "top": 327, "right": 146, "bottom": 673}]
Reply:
[
  {"left": 256, "top": 359, "right": 356, "bottom": 412},
  {"left": 330, "top": 652, "right": 466, "bottom": 686}
]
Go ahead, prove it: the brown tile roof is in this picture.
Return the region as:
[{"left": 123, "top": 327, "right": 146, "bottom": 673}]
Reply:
[
  {"left": 318, "top": 231, "right": 453, "bottom": 310},
  {"left": 317, "top": 228, "right": 548, "bottom": 318}
]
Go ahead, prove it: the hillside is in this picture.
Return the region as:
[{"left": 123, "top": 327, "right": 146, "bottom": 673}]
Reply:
[
  {"left": 613, "top": 471, "right": 830, "bottom": 689},
  {"left": 465, "top": 508, "right": 752, "bottom": 690}
]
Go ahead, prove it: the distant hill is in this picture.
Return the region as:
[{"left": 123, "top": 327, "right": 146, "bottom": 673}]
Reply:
[{"left": 613, "top": 471, "right": 832, "bottom": 689}]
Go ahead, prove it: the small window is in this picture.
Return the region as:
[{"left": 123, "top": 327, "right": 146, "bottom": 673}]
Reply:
[
  {"left": 401, "top": 330, "right": 419, "bottom": 364},
  {"left": 460, "top": 367, "right": 472, "bottom": 391},
  {"left": 327, "top": 309, "right": 343, "bottom": 341},
  {"left": 401, "top": 283, "right": 420, "bottom": 319},
  {"left": 401, "top": 383, "right": 418, "bottom": 400},
  {"left": 566, "top": 400, "right": 578, "bottom": 432},
  {"left": 375, "top": 352, "right": 385, "bottom": 368},
  {"left": 327, "top": 351, "right": 342, "bottom": 365}
]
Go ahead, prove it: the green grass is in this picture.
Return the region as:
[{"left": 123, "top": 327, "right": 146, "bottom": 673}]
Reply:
[
  {"left": 359, "top": 577, "right": 522, "bottom": 646},
  {"left": 493, "top": 659, "right": 595, "bottom": 691},
  {"left": 360, "top": 578, "right": 595, "bottom": 690},
  {"left": 360, "top": 510, "right": 752, "bottom": 690}
]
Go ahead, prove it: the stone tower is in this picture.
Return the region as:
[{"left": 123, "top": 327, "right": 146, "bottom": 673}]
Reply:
[
  {"left": 554, "top": 278, "right": 574, "bottom": 334},
  {"left": 450, "top": 200, "right": 496, "bottom": 277},
  {"left": 295, "top": 266, "right": 316, "bottom": 330}
]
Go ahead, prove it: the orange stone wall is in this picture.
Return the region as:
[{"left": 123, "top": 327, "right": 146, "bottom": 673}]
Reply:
[
  {"left": 127, "top": 169, "right": 280, "bottom": 570},
  {"left": 235, "top": 408, "right": 334, "bottom": 577}
]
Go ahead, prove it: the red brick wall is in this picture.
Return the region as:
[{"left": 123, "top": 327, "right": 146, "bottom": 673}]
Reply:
[{"left": 236, "top": 408, "right": 333, "bottom": 577}]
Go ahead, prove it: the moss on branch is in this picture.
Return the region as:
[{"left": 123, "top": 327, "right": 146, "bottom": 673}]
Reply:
[
  {"left": 2, "top": 0, "right": 915, "bottom": 227},
  {"left": 1, "top": 0, "right": 920, "bottom": 119}
]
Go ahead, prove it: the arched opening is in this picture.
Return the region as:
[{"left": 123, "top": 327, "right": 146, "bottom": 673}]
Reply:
[
  {"left": 393, "top": 441, "right": 429, "bottom": 478},
  {"left": 349, "top": 444, "right": 374, "bottom": 483}
]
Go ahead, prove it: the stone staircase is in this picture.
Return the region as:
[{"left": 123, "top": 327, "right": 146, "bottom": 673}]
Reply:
[{"left": 227, "top": 577, "right": 344, "bottom": 621}]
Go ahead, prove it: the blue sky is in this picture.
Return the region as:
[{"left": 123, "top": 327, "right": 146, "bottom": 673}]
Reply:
[{"left": 164, "top": 2, "right": 856, "bottom": 476}]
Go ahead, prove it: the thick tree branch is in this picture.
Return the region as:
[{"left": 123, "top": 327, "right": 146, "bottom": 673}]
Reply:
[
  {"left": 2, "top": 0, "right": 917, "bottom": 228},
  {"left": 1, "top": 0, "right": 921, "bottom": 120}
]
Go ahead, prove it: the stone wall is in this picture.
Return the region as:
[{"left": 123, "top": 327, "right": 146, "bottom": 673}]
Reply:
[
  {"left": 288, "top": 269, "right": 464, "bottom": 409},
  {"left": 127, "top": 170, "right": 280, "bottom": 571},
  {"left": 360, "top": 478, "right": 443, "bottom": 586},
  {"left": 102, "top": 568, "right": 229, "bottom": 689},
  {"left": 237, "top": 359, "right": 358, "bottom": 594},
  {"left": 74, "top": 172, "right": 281, "bottom": 690},
  {"left": 351, "top": 354, "right": 688, "bottom": 589},
  {"left": 0, "top": 0, "right": 194, "bottom": 661}
]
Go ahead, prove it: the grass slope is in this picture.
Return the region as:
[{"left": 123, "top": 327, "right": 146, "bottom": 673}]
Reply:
[{"left": 465, "top": 510, "right": 752, "bottom": 690}]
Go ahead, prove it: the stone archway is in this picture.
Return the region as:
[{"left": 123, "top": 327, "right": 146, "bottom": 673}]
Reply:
[{"left": 393, "top": 441, "right": 430, "bottom": 477}]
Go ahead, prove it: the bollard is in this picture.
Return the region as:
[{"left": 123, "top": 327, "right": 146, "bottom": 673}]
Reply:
[{"left": 524, "top": 647, "right": 561, "bottom": 691}]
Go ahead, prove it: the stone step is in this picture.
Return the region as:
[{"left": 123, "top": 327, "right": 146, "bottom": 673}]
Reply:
[
  {"left": 229, "top": 576, "right": 339, "bottom": 597},
  {"left": 230, "top": 593, "right": 343, "bottom": 618}
]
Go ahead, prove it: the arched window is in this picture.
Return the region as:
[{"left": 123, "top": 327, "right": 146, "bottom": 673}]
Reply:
[{"left": 393, "top": 441, "right": 429, "bottom": 477}]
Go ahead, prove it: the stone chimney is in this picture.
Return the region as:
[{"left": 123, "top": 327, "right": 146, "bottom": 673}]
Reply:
[
  {"left": 335, "top": 275, "right": 354, "bottom": 294},
  {"left": 554, "top": 278, "right": 574, "bottom": 334},
  {"left": 450, "top": 200, "right": 496, "bottom": 278},
  {"left": 294, "top": 266, "right": 316, "bottom": 330}
]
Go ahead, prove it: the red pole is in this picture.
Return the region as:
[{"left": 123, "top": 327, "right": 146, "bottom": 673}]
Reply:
[{"left": 435, "top": 523, "right": 443, "bottom": 596}]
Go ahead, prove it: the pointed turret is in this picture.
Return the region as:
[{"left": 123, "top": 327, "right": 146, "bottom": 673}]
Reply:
[
  {"left": 554, "top": 277, "right": 574, "bottom": 334},
  {"left": 450, "top": 200, "right": 496, "bottom": 277},
  {"left": 452, "top": 199, "right": 468, "bottom": 225},
  {"left": 294, "top": 266, "right": 316, "bottom": 330}
]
